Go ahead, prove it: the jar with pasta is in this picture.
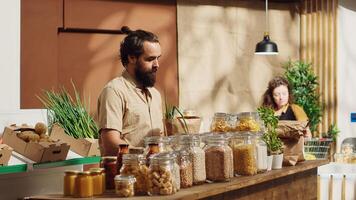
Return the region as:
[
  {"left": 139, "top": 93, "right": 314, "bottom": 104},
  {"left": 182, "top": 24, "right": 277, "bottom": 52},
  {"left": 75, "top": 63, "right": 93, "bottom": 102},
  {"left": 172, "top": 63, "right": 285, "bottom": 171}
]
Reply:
[
  {"left": 114, "top": 175, "right": 136, "bottom": 197},
  {"left": 120, "top": 154, "right": 149, "bottom": 195},
  {"left": 211, "top": 112, "right": 230, "bottom": 133},
  {"left": 147, "top": 154, "right": 177, "bottom": 195},
  {"left": 180, "top": 135, "right": 206, "bottom": 184},
  {"left": 235, "top": 112, "right": 263, "bottom": 132},
  {"left": 204, "top": 135, "right": 234, "bottom": 182},
  {"left": 230, "top": 132, "right": 257, "bottom": 176}
]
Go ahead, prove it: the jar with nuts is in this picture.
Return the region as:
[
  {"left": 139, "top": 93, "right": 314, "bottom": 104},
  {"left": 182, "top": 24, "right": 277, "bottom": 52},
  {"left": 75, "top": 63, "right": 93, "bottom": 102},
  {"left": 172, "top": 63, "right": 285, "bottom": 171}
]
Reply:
[
  {"left": 204, "top": 134, "right": 234, "bottom": 182},
  {"left": 178, "top": 150, "right": 193, "bottom": 188},
  {"left": 211, "top": 112, "right": 231, "bottom": 133},
  {"left": 179, "top": 135, "right": 206, "bottom": 185},
  {"left": 114, "top": 175, "right": 136, "bottom": 197},
  {"left": 120, "top": 154, "right": 149, "bottom": 195},
  {"left": 147, "top": 154, "right": 177, "bottom": 195}
]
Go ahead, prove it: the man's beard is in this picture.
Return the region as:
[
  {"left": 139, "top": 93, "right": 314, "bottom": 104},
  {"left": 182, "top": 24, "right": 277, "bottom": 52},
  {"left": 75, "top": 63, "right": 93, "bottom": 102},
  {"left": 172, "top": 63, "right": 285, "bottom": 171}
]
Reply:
[{"left": 134, "top": 62, "right": 157, "bottom": 88}]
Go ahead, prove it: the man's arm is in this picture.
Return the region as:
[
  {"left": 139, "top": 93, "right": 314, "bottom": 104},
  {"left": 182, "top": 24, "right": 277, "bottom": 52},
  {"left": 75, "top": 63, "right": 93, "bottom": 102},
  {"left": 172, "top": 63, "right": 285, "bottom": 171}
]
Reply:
[{"left": 100, "top": 129, "right": 126, "bottom": 156}]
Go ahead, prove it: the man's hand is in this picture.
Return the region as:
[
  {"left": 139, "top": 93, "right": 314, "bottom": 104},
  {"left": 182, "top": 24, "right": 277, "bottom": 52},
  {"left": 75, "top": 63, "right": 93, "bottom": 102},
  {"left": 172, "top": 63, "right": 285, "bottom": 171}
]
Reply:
[{"left": 100, "top": 129, "right": 126, "bottom": 156}]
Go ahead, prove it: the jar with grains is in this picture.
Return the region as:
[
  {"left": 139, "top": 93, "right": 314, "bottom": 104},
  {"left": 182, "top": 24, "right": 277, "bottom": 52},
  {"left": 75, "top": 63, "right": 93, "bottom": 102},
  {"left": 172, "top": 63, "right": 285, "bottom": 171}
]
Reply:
[
  {"left": 147, "top": 154, "right": 177, "bottom": 195},
  {"left": 90, "top": 168, "right": 106, "bottom": 194},
  {"left": 90, "top": 169, "right": 104, "bottom": 195},
  {"left": 253, "top": 133, "right": 268, "bottom": 173},
  {"left": 117, "top": 144, "right": 129, "bottom": 174},
  {"left": 101, "top": 156, "right": 117, "bottom": 190},
  {"left": 120, "top": 154, "right": 149, "bottom": 195},
  {"left": 230, "top": 132, "right": 257, "bottom": 176},
  {"left": 74, "top": 171, "right": 93, "bottom": 198},
  {"left": 211, "top": 112, "right": 230, "bottom": 133},
  {"left": 178, "top": 150, "right": 193, "bottom": 188},
  {"left": 204, "top": 135, "right": 234, "bottom": 182},
  {"left": 180, "top": 135, "right": 206, "bottom": 184},
  {"left": 114, "top": 175, "right": 136, "bottom": 197},
  {"left": 234, "top": 112, "right": 263, "bottom": 132},
  {"left": 63, "top": 170, "right": 78, "bottom": 196},
  {"left": 144, "top": 136, "right": 169, "bottom": 165}
]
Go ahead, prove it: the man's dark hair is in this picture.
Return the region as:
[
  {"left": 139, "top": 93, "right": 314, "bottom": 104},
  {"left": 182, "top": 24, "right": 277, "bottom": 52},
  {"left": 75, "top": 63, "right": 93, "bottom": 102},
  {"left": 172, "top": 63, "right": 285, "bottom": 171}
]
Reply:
[{"left": 119, "top": 26, "right": 159, "bottom": 67}]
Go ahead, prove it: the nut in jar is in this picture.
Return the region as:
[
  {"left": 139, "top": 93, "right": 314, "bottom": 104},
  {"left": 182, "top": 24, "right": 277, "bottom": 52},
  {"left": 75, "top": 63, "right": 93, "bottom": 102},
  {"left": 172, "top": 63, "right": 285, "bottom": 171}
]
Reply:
[{"left": 114, "top": 175, "right": 136, "bottom": 197}]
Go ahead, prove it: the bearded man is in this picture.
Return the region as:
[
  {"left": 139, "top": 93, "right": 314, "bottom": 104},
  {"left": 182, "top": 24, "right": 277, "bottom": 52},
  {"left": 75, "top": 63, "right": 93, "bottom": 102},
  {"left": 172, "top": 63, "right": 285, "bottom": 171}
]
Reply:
[{"left": 97, "top": 26, "right": 163, "bottom": 156}]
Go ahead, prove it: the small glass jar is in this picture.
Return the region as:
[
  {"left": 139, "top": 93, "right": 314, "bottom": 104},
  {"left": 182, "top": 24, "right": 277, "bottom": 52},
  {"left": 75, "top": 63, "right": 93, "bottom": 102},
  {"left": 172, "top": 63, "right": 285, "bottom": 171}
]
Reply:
[
  {"left": 120, "top": 154, "right": 148, "bottom": 195},
  {"left": 63, "top": 170, "right": 78, "bottom": 196},
  {"left": 90, "top": 169, "right": 104, "bottom": 196},
  {"left": 341, "top": 143, "right": 354, "bottom": 155},
  {"left": 230, "top": 132, "right": 257, "bottom": 176},
  {"left": 74, "top": 171, "right": 93, "bottom": 198},
  {"left": 179, "top": 135, "right": 206, "bottom": 184},
  {"left": 147, "top": 154, "right": 176, "bottom": 195},
  {"left": 178, "top": 150, "right": 193, "bottom": 188},
  {"left": 204, "top": 135, "right": 234, "bottom": 182},
  {"left": 117, "top": 144, "right": 129, "bottom": 174},
  {"left": 90, "top": 168, "right": 106, "bottom": 194},
  {"left": 254, "top": 133, "right": 268, "bottom": 173},
  {"left": 211, "top": 112, "right": 230, "bottom": 133},
  {"left": 101, "top": 156, "right": 117, "bottom": 190},
  {"left": 235, "top": 112, "right": 263, "bottom": 132},
  {"left": 114, "top": 175, "right": 136, "bottom": 197}
]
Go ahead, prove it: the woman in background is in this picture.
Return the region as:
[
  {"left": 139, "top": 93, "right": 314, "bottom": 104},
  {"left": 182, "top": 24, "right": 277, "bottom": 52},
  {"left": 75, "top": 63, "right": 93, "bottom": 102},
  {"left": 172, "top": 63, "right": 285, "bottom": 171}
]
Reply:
[{"left": 262, "top": 76, "right": 311, "bottom": 138}]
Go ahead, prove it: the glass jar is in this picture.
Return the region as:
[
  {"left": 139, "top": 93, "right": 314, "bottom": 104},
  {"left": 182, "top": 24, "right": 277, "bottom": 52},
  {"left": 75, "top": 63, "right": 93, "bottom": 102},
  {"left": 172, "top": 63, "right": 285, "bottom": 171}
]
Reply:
[
  {"left": 230, "top": 132, "right": 257, "bottom": 176},
  {"left": 101, "top": 156, "right": 117, "bottom": 190},
  {"left": 114, "top": 175, "right": 136, "bottom": 197},
  {"left": 341, "top": 143, "right": 354, "bottom": 155},
  {"left": 334, "top": 153, "right": 345, "bottom": 163},
  {"left": 144, "top": 136, "right": 168, "bottom": 165},
  {"left": 180, "top": 135, "right": 206, "bottom": 184},
  {"left": 178, "top": 150, "right": 193, "bottom": 188},
  {"left": 117, "top": 144, "right": 129, "bottom": 174},
  {"left": 90, "top": 168, "right": 106, "bottom": 194},
  {"left": 147, "top": 154, "right": 176, "bottom": 195},
  {"left": 120, "top": 154, "right": 149, "bottom": 195},
  {"left": 235, "top": 112, "right": 263, "bottom": 132},
  {"left": 74, "top": 171, "right": 93, "bottom": 198},
  {"left": 210, "top": 112, "right": 230, "bottom": 133},
  {"left": 254, "top": 133, "right": 268, "bottom": 173},
  {"left": 90, "top": 169, "right": 103, "bottom": 196},
  {"left": 204, "top": 135, "right": 234, "bottom": 182},
  {"left": 63, "top": 170, "right": 78, "bottom": 196}
]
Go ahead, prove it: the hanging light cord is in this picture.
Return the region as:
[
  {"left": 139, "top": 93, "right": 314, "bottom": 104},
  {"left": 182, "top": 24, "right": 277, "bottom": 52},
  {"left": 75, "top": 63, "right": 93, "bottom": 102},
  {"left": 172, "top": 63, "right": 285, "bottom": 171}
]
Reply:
[{"left": 265, "top": 0, "right": 269, "bottom": 35}]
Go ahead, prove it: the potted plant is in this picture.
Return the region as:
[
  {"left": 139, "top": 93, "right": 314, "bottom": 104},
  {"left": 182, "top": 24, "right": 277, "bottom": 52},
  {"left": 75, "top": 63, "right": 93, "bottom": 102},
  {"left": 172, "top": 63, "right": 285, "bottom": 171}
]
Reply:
[
  {"left": 163, "top": 98, "right": 189, "bottom": 136},
  {"left": 258, "top": 106, "right": 284, "bottom": 169}
]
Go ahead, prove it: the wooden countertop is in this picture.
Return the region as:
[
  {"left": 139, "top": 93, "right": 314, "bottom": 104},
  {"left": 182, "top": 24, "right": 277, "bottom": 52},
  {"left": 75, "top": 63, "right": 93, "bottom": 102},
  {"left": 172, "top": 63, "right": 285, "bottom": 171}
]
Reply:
[{"left": 28, "top": 160, "right": 328, "bottom": 200}]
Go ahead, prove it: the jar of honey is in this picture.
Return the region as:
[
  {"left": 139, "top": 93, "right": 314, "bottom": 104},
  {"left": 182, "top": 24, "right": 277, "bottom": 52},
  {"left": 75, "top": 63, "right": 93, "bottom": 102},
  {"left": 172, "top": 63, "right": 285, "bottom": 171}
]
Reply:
[
  {"left": 90, "top": 168, "right": 104, "bottom": 195},
  {"left": 74, "top": 171, "right": 93, "bottom": 198},
  {"left": 90, "top": 168, "right": 106, "bottom": 194},
  {"left": 63, "top": 170, "right": 78, "bottom": 196}
]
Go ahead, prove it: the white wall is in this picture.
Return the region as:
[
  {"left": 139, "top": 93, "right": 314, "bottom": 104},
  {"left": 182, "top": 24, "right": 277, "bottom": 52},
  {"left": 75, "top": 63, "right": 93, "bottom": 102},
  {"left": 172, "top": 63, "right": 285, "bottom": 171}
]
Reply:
[
  {"left": 337, "top": 0, "right": 356, "bottom": 150},
  {"left": 0, "top": 0, "right": 46, "bottom": 132}
]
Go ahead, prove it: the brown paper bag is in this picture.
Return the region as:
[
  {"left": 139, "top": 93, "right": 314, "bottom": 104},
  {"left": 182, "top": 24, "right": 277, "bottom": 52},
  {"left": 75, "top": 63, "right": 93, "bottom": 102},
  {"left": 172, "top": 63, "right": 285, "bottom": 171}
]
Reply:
[
  {"left": 164, "top": 116, "right": 201, "bottom": 136},
  {"left": 277, "top": 120, "right": 307, "bottom": 166}
]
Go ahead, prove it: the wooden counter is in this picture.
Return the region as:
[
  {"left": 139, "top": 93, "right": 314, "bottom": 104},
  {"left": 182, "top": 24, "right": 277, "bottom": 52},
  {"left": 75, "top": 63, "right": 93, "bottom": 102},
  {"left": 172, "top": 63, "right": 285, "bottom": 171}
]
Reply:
[{"left": 28, "top": 160, "right": 328, "bottom": 200}]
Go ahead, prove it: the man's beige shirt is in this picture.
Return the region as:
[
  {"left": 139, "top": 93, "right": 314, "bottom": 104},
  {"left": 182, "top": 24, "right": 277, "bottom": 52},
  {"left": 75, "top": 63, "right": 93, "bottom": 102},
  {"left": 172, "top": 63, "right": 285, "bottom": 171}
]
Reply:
[{"left": 97, "top": 70, "right": 163, "bottom": 147}]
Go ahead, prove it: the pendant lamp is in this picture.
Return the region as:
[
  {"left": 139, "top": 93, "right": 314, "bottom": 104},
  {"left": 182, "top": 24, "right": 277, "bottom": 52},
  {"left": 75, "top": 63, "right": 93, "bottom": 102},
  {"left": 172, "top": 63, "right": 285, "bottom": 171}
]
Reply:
[{"left": 255, "top": 0, "right": 278, "bottom": 55}]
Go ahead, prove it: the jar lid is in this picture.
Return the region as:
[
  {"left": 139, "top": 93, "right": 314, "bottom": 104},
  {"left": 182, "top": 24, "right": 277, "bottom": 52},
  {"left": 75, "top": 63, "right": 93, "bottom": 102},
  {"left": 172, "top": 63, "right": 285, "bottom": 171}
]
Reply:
[
  {"left": 65, "top": 170, "right": 79, "bottom": 175},
  {"left": 78, "top": 171, "right": 91, "bottom": 176},
  {"left": 101, "top": 156, "right": 117, "bottom": 162},
  {"left": 150, "top": 153, "right": 175, "bottom": 164},
  {"left": 144, "top": 136, "right": 169, "bottom": 145},
  {"left": 89, "top": 167, "right": 105, "bottom": 172},
  {"left": 114, "top": 175, "right": 136, "bottom": 183}
]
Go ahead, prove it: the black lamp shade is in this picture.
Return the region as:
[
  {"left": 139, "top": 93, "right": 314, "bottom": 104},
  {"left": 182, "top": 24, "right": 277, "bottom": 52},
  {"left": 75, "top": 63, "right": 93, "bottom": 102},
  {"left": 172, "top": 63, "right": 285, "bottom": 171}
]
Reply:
[{"left": 255, "top": 34, "right": 278, "bottom": 55}]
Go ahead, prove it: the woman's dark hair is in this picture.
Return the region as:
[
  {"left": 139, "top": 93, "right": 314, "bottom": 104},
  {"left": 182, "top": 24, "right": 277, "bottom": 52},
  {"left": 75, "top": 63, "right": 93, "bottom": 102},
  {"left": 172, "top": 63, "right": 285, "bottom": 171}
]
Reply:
[
  {"left": 261, "top": 76, "right": 294, "bottom": 109},
  {"left": 119, "top": 26, "right": 159, "bottom": 67}
]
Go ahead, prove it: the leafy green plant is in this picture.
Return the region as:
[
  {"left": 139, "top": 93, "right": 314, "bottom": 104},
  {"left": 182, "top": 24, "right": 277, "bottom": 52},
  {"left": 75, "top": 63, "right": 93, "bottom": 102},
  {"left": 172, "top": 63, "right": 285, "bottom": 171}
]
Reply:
[
  {"left": 164, "top": 97, "right": 188, "bottom": 133},
  {"left": 324, "top": 123, "right": 340, "bottom": 142},
  {"left": 258, "top": 106, "right": 283, "bottom": 154},
  {"left": 283, "top": 60, "right": 323, "bottom": 134},
  {"left": 37, "top": 83, "right": 99, "bottom": 139}
]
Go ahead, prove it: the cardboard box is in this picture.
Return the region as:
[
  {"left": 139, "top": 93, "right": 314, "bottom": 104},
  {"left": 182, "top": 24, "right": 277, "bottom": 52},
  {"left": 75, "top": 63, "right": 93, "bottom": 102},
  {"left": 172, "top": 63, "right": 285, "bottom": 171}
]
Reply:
[
  {"left": 0, "top": 144, "right": 13, "bottom": 166},
  {"left": 49, "top": 124, "right": 100, "bottom": 157},
  {"left": 2, "top": 126, "right": 70, "bottom": 163}
]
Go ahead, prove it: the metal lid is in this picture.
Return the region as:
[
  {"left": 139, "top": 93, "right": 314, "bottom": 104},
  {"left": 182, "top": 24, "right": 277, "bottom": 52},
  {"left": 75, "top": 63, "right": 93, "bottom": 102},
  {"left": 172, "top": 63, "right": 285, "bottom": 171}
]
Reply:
[
  {"left": 64, "top": 170, "right": 79, "bottom": 175},
  {"left": 114, "top": 175, "right": 136, "bottom": 183}
]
